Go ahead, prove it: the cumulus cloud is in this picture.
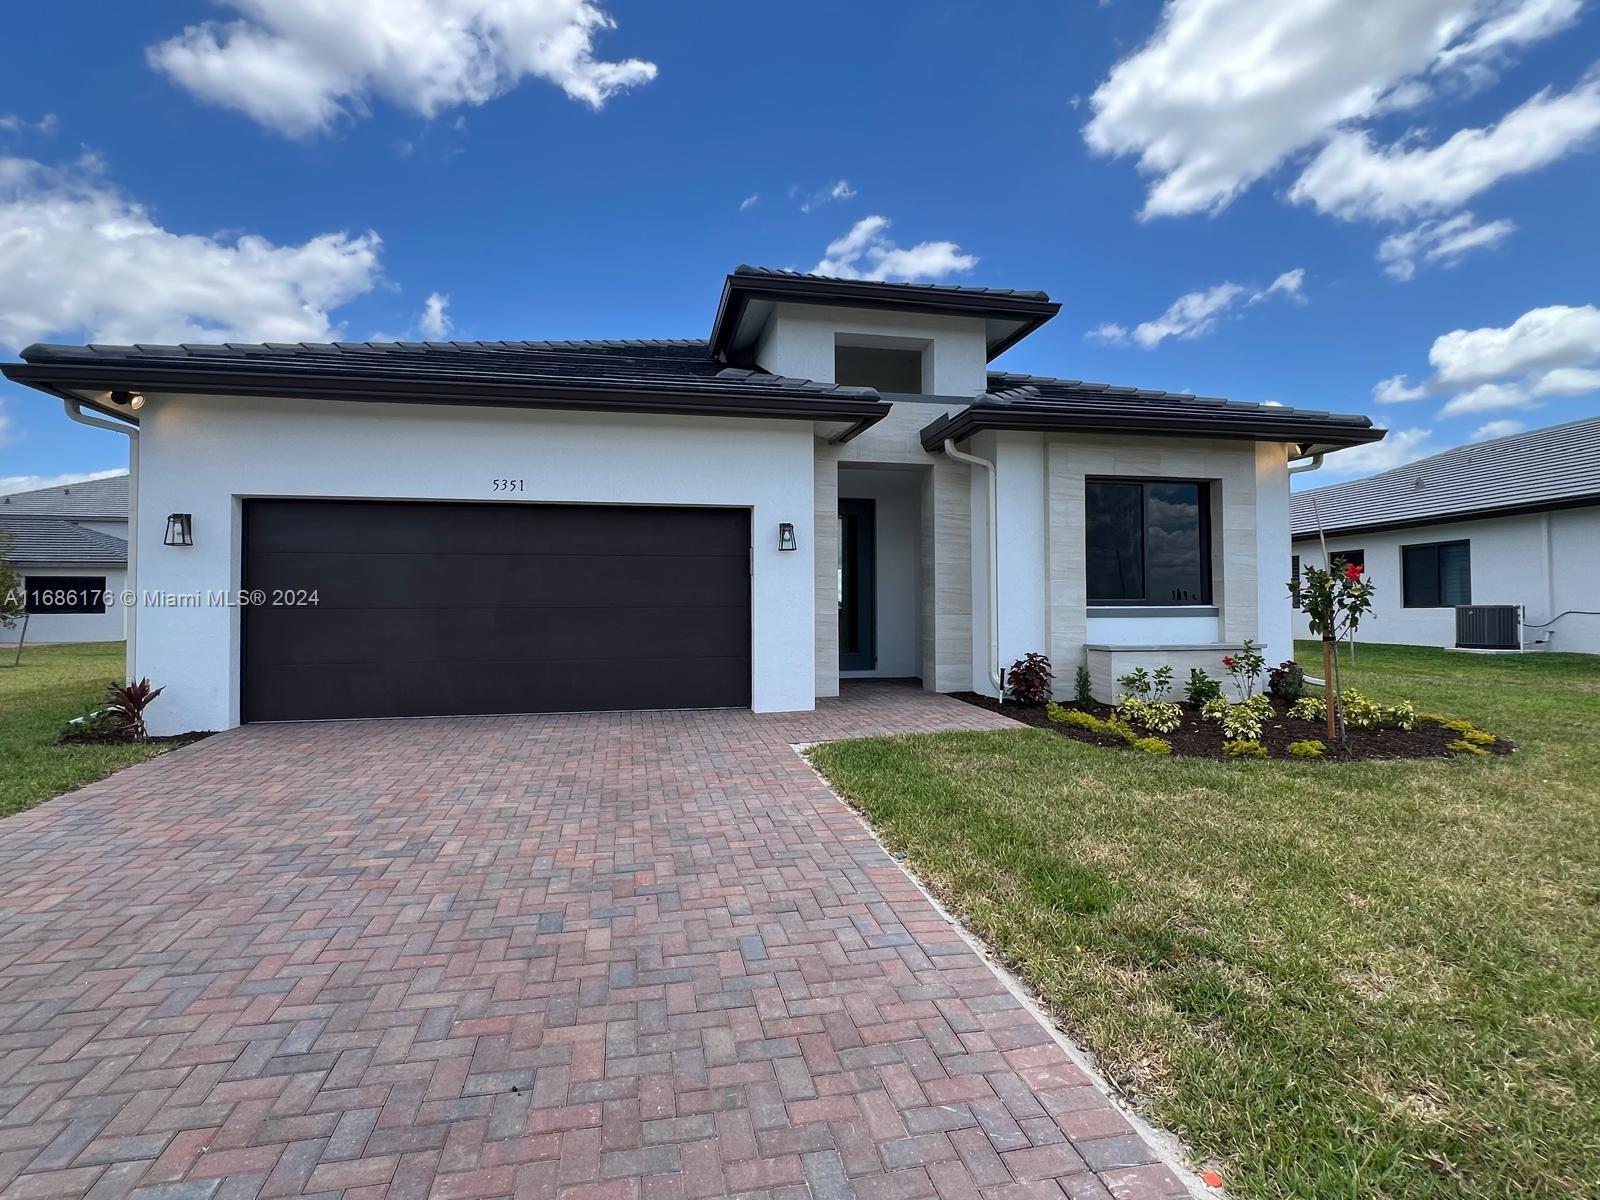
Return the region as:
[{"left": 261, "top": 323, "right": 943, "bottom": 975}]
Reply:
[
  {"left": 799, "top": 179, "right": 856, "bottom": 214},
  {"left": 0, "top": 467, "right": 125, "bottom": 495},
  {"left": 1084, "top": 0, "right": 1584, "bottom": 220},
  {"left": 0, "top": 154, "right": 383, "bottom": 350},
  {"left": 1320, "top": 427, "right": 1437, "bottom": 478},
  {"left": 1090, "top": 269, "right": 1304, "bottom": 348},
  {"left": 813, "top": 215, "right": 978, "bottom": 282},
  {"left": 1290, "top": 77, "right": 1600, "bottom": 221},
  {"left": 148, "top": 0, "right": 657, "bottom": 137},
  {"left": 418, "top": 292, "right": 451, "bottom": 340},
  {"left": 1469, "top": 418, "right": 1525, "bottom": 441},
  {"left": 1377, "top": 211, "right": 1516, "bottom": 279},
  {"left": 1373, "top": 374, "right": 1431, "bottom": 404}
]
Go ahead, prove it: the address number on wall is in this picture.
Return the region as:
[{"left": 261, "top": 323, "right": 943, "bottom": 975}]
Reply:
[{"left": 491, "top": 478, "right": 525, "bottom": 492}]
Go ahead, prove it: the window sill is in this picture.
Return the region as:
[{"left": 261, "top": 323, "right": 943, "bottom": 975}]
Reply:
[{"left": 1088, "top": 606, "right": 1219, "bottom": 618}]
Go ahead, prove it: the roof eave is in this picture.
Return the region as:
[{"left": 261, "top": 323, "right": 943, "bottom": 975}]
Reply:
[
  {"left": 919, "top": 407, "right": 1384, "bottom": 452},
  {"left": 1292, "top": 491, "right": 1600, "bottom": 540}
]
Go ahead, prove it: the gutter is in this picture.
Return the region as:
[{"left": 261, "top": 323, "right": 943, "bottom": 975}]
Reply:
[
  {"left": 940, "top": 438, "right": 1004, "bottom": 695},
  {"left": 62, "top": 399, "right": 138, "bottom": 681}
]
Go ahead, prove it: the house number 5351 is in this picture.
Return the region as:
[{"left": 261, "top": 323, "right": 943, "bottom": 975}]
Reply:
[{"left": 491, "top": 478, "right": 525, "bottom": 492}]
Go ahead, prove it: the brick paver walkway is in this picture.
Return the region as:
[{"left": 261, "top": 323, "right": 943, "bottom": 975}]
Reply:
[{"left": 0, "top": 683, "right": 1192, "bottom": 1200}]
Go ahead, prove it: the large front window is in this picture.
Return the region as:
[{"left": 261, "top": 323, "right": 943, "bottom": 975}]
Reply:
[{"left": 1086, "top": 479, "right": 1211, "bottom": 605}]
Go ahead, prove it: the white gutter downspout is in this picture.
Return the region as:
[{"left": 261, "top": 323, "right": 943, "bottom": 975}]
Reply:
[
  {"left": 942, "top": 438, "right": 1004, "bottom": 694},
  {"left": 63, "top": 399, "right": 138, "bottom": 681}
]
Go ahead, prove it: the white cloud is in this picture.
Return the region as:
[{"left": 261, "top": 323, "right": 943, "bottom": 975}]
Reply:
[
  {"left": 0, "top": 154, "right": 382, "bottom": 351},
  {"left": 1439, "top": 380, "right": 1536, "bottom": 415},
  {"left": 418, "top": 292, "right": 451, "bottom": 340},
  {"left": 739, "top": 193, "right": 759, "bottom": 211},
  {"left": 1470, "top": 418, "right": 1525, "bottom": 440},
  {"left": 1377, "top": 211, "right": 1516, "bottom": 279},
  {"left": 1083, "top": 0, "right": 1583, "bottom": 219},
  {"left": 1091, "top": 269, "right": 1304, "bottom": 348},
  {"left": 1534, "top": 366, "right": 1600, "bottom": 394},
  {"left": 1373, "top": 374, "right": 1430, "bottom": 404},
  {"left": 148, "top": 0, "right": 658, "bottom": 137},
  {"left": 0, "top": 468, "right": 124, "bottom": 496},
  {"left": 1320, "top": 427, "right": 1436, "bottom": 477},
  {"left": 799, "top": 179, "right": 856, "bottom": 214},
  {"left": 1290, "top": 77, "right": 1600, "bottom": 221},
  {"left": 0, "top": 113, "right": 58, "bottom": 136},
  {"left": 813, "top": 215, "right": 978, "bottom": 282}
]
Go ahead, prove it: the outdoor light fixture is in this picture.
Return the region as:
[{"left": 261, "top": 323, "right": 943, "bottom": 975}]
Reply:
[
  {"left": 778, "top": 522, "right": 797, "bottom": 552},
  {"left": 110, "top": 390, "right": 145, "bottom": 411},
  {"left": 164, "top": 513, "right": 193, "bottom": 547}
]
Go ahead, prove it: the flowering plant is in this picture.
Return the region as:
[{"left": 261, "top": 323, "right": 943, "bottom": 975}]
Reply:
[
  {"left": 1221, "top": 639, "right": 1266, "bottom": 700},
  {"left": 1290, "top": 555, "right": 1377, "bottom": 739}
]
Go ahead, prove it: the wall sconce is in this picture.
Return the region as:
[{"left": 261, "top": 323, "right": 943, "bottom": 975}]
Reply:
[
  {"left": 164, "top": 513, "right": 193, "bottom": 547},
  {"left": 110, "top": 390, "right": 145, "bottom": 411},
  {"left": 778, "top": 522, "right": 797, "bottom": 552}
]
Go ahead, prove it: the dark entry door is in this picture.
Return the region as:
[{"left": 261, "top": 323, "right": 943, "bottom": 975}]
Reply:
[
  {"left": 241, "top": 499, "right": 750, "bottom": 721},
  {"left": 838, "top": 498, "right": 876, "bottom": 672}
]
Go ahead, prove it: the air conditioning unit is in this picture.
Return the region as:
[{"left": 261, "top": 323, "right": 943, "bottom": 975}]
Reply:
[{"left": 1455, "top": 605, "right": 1523, "bottom": 651}]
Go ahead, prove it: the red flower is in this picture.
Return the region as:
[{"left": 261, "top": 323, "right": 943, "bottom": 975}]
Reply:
[
  {"left": 1222, "top": 656, "right": 1235, "bottom": 668},
  {"left": 1344, "top": 562, "right": 1364, "bottom": 581}
]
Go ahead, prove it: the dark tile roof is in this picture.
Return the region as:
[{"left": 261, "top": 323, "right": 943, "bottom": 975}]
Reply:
[
  {"left": 0, "top": 516, "right": 128, "bottom": 565},
  {"left": 1292, "top": 415, "right": 1600, "bottom": 537},
  {"left": 730, "top": 265, "right": 1052, "bottom": 303},
  {"left": 0, "top": 473, "right": 128, "bottom": 519},
  {"left": 916, "top": 372, "right": 1382, "bottom": 451}
]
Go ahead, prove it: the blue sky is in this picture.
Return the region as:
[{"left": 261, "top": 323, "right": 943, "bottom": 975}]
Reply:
[{"left": 2, "top": 0, "right": 1598, "bottom": 493}]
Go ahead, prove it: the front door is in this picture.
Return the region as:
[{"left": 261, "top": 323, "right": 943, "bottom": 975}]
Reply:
[{"left": 838, "top": 498, "right": 876, "bottom": 672}]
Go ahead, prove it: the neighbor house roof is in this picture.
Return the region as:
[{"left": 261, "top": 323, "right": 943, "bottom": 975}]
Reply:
[
  {"left": 1291, "top": 416, "right": 1600, "bottom": 537},
  {"left": 0, "top": 516, "right": 128, "bottom": 565},
  {"left": 2, "top": 338, "right": 893, "bottom": 441},
  {"left": 917, "top": 373, "right": 1383, "bottom": 453},
  {"left": 0, "top": 473, "right": 128, "bottom": 519},
  {"left": 710, "top": 265, "right": 1062, "bottom": 361}
]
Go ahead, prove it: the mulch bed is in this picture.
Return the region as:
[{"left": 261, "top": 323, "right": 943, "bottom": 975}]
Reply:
[
  {"left": 57, "top": 730, "right": 213, "bottom": 749},
  {"left": 952, "top": 693, "right": 1514, "bottom": 761}
]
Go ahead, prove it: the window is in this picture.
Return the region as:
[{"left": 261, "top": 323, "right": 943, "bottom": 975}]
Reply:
[
  {"left": 1332, "top": 547, "right": 1365, "bottom": 569},
  {"left": 1402, "top": 540, "right": 1471, "bottom": 607},
  {"left": 1086, "top": 479, "right": 1210, "bottom": 605},
  {"left": 834, "top": 345, "right": 924, "bottom": 392},
  {"left": 24, "top": 575, "right": 109, "bottom": 615},
  {"left": 1291, "top": 555, "right": 1300, "bottom": 609}
]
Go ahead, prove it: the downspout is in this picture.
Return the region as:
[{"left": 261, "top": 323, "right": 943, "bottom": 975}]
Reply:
[
  {"left": 941, "top": 438, "right": 1004, "bottom": 694},
  {"left": 63, "top": 399, "right": 138, "bottom": 681}
]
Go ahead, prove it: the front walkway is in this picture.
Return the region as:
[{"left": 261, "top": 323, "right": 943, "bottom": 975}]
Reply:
[{"left": 0, "top": 684, "right": 1192, "bottom": 1200}]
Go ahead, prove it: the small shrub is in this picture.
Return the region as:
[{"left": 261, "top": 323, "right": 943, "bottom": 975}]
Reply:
[
  {"left": 1287, "top": 739, "right": 1325, "bottom": 758},
  {"left": 1075, "top": 665, "right": 1094, "bottom": 704},
  {"left": 1381, "top": 700, "right": 1417, "bottom": 731},
  {"left": 1132, "top": 736, "right": 1173, "bottom": 755},
  {"left": 99, "top": 678, "right": 165, "bottom": 742},
  {"left": 1060, "top": 709, "right": 1162, "bottom": 752},
  {"left": 1267, "top": 659, "right": 1307, "bottom": 703},
  {"left": 1117, "top": 697, "right": 1183, "bottom": 734},
  {"left": 1046, "top": 701, "right": 1072, "bottom": 723},
  {"left": 1006, "top": 652, "right": 1054, "bottom": 706},
  {"left": 1462, "top": 728, "right": 1496, "bottom": 746},
  {"left": 1290, "top": 696, "right": 1326, "bottom": 721},
  {"left": 1221, "top": 639, "right": 1266, "bottom": 700},
  {"left": 1221, "top": 703, "right": 1264, "bottom": 741},
  {"left": 1224, "top": 739, "right": 1268, "bottom": 758},
  {"left": 1447, "top": 738, "right": 1490, "bottom": 756},
  {"left": 1185, "top": 668, "right": 1223, "bottom": 706},
  {"left": 1063, "top": 709, "right": 1115, "bottom": 734},
  {"left": 1200, "top": 697, "right": 1230, "bottom": 723},
  {"left": 1244, "top": 693, "right": 1276, "bottom": 720},
  {"left": 1340, "top": 688, "right": 1384, "bottom": 730}
]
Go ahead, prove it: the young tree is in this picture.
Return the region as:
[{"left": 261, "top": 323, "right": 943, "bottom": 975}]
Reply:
[
  {"left": 1290, "top": 557, "right": 1375, "bottom": 740},
  {"left": 1, "top": 532, "right": 24, "bottom": 664}
]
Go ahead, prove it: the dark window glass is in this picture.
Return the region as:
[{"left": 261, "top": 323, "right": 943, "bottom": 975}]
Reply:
[
  {"left": 834, "top": 346, "right": 924, "bottom": 392},
  {"left": 1087, "top": 480, "right": 1210, "bottom": 605},
  {"left": 1334, "top": 548, "right": 1365, "bottom": 569},
  {"left": 24, "top": 575, "right": 108, "bottom": 615},
  {"left": 1402, "top": 540, "right": 1470, "bottom": 607}
]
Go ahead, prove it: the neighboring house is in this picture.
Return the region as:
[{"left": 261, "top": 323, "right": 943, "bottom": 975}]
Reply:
[
  {"left": 1292, "top": 417, "right": 1600, "bottom": 655},
  {"left": 0, "top": 474, "right": 129, "bottom": 645},
  {"left": 3, "top": 267, "right": 1380, "bottom": 734}
]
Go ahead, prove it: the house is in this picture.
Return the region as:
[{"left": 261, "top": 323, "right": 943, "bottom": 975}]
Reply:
[
  {"left": 2, "top": 266, "right": 1382, "bottom": 734},
  {"left": 1292, "top": 416, "right": 1600, "bottom": 654},
  {"left": 0, "top": 474, "right": 130, "bottom": 645}
]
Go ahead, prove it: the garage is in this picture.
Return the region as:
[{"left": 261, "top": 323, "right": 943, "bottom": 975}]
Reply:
[{"left": 241, "top": 499, "right": 751, "bottom": 721}]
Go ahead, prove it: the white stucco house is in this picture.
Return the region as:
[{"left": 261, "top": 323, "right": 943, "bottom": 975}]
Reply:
[
  {"left": 4, "top": 267, "right": 1381, "bottom": 734},
  {"left": 0, "top": 474, "right": 129, "bottom": 645},
  {"left": 1293, "top": 416, "right": 1600, "bottom": 655}
]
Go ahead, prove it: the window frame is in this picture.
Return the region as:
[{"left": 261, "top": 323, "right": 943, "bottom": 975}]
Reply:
[
  {"left": 23, "top": 575, "right": 110, "bottom": 616},
  {"left": 1085, "top": 476, "right": 1213, "bottom": 607},
  {"left": 1401, "top": 539, "right": 1471, "bottom": 608}
]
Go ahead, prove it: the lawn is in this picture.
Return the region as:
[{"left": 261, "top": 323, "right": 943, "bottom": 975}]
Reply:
[
  {"left": 809, "top": 643, "right": 1600, "bottom": 1200},
  {"left": 0, "top": 642, "right": 181, "bottom": 818}
]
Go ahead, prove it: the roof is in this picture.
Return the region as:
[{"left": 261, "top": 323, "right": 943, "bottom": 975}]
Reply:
[
  {"left": 917, "top": 373, "right": 1383, "bottom": 453},
  {"left": 0, "top": 473, "right": 128, "bottom": 519},
  {"left": 0, "top": 516, "right": 128, "bottom": 565},
  {"left": 710, "top": 265, "right": 1061, "bottom": 361},
  {"left": 2, "top": 338, "right": 892, "bottom": 440},
  {"left": 1291, "top": 416, "right": 1600, "bottom": 538}
]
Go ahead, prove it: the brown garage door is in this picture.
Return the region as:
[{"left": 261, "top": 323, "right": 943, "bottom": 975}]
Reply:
[{"left": 241, "top": 499, "right": 751, "bottom": 721}]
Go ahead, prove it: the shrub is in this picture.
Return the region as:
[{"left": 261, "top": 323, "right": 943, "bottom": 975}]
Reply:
[
  {"left": 1075, "top": 665, "right": 1094, "bottom": 704},
  {"left": 1225, "top": 739, "right": 1268, "bottom": 758},
  {"left": 1244, "top": 694, "right": 1276, "bottom": 719},
  {"left": 1287, "top": 739, "right": 1325, "bottom": 758},
  {"left": 1340, "top": 688, "right": 1384, "bottom": 730},
  {"left": 1462, "top": 728, "right": 1495, "bottom": 746},
  {"left": 1447, "top": 738, "right": 1490, "bottom": 756},
  {"left": 1268, "top": 660, "right": 1307, "bottom": 703},
  {"left": 1046, "top": 701, "right": 1072, "bottom": 723},
  {"left": 101, "top": 678, "right": 165, "bottom": 742},
  {"left": 1060, "top": 709, "right": 1169, "bottom": 753},
  {"left": 1118, "top": 664, "right": 1174, "bottom": 701},
  {"left": 1117, "top": 697, "right": 1183, "bottom": 734},
  {"left": 1290, "top": 696, "right": 1326, "bottom": 722},
  {"left": 1221, "top": 639, "right": 1266, "bottom": 700},
  {"left": 1006, "top": 652, "right": 1053, "bottom": 705},
  {"left": 1221, "top": 704, "right": 1264, "bottom": 741},
  {"left": 1200, "top": 697, "right": 1231, "bottom": 723},
  {"left": 1382, "top": 700, "right": 1417, "bottom": 731},
  {"left": 1132, "top": 736, "right": 1173, "bottom": 755},
  {"left": 1185, "top": 668, "right": 1223, "bottom": 706}
]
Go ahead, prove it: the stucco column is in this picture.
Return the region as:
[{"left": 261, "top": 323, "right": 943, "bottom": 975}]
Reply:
[{"left": 814, "top": 452, "right": 839, "bottom": 698}]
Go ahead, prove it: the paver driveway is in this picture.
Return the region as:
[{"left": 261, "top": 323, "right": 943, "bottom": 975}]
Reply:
[{"left": 0, "top": 683, "right": 1191, "bottom": 1200}]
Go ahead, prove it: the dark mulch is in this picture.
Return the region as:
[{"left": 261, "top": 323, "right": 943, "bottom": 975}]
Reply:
[
  {"left": 951, "top": 692, "right": 1514, "bottom": 761},
  {"left": 58, "top": 729, "right": 213, "bottom": 749}
]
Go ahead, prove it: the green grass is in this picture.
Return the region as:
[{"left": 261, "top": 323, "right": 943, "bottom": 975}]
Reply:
[
  {"left": 0, "top": 642, "right": 180, "bottom": 818},
  {"left": 809, "top": 643, "right": 1600, "bottom": 1200}
]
